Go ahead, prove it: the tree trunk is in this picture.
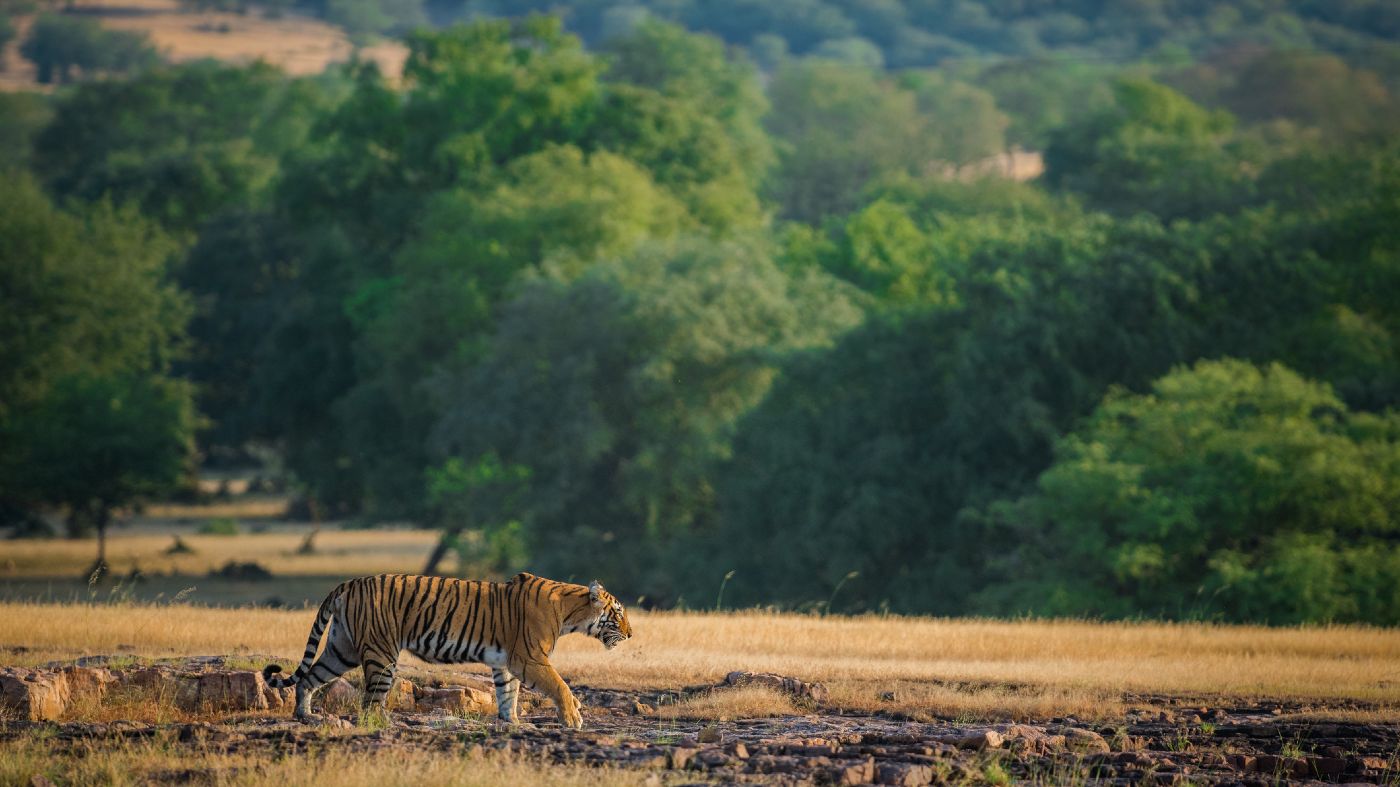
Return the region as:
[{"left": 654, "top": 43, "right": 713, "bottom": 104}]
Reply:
[
  {"left": 85, "top": 505, "right": 110, "bottom": 582},
  {"left": 422, "top": 526, "right": 463, "bottom": 575}
]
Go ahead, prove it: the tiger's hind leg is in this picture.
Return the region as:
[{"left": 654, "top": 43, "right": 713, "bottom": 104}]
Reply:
[
  {"left": 491, "top": 666, "right": 521, "bottom": 723},
  {"left": 293, "top": 617, "right": 359, "bottom": 722},
  {"left": 361, "top": 658, "right": 400, "bottom": 717}
]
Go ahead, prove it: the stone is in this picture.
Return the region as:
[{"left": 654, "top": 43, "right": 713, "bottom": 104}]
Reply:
[
  {"left": 1310, "top": 757, "right": 1348, "bottom": 777},
  {"left": 632, "top": 700, "right": 655, "bottom": 715},
  {"left": 61, "top": 667, "right": 115, "bottom": 698},
  {"left": 263, "top": 684, "right": 295, "bottom": 709},
  {"left": 956, "top": 730, "right": 1004, "bottom": 750},
  {"left": 693, "top": 749, "right": 732, "bottom": 770},
  {"left": 415, "top": 685, "right": 494, "bottom": 716},
  {"left": 1063, "top": 728, "right": 1111, "bottom": 754},
  {"left": 877, "top": 762, "right": 934, "bottom": 786},
  {"left": 180, "top": 671, "right": 268, "bottom": 712},
  {"left": 1227, "top": 754, "right": 1255, "bottom": 771},
  {"left": 697, "top": 725, "right": 722, "bottom": 743},
  {"left": 388, "top": 678, "right": 415, "bottom": 710},
  {"left": 725, "top": 741, "right": 749, "bottom": 759},
  {"left": 667, "top": 747, "right": 699, "bottom": 769},
  {"left": 828, "top": 758, "right": 875, "bottom": 785},
  {"left": 0, "top": 668, "right": 70, "bottom": 721},
  {"left": 1354, "top": 755, "right": 1390, "bottom": 772},
  {"left": 723, "top": 670, "right": 829, "bottom": 703},
  {"left": 319, "top": 678, "right": 359, "bottom": 713}
]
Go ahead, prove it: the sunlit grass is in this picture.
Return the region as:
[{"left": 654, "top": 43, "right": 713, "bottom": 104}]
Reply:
[
  {"left": 0, "top": 735, "right": 668, "bottom": 787},
  {"left": 2, "top": 601, "right": 1397, "bottom": 720},
  {"left": 0, "top": 529, "right": 439, "bottom": 579},
  {"left": 654, "top": 685, "right": 800, "bottom": 720}
]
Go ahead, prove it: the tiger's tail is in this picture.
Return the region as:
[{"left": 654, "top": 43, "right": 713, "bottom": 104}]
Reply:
[{"left": 263, "top": 583, "right": 347, "bottom": 689}]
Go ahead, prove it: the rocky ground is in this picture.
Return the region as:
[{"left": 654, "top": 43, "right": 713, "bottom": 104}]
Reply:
[{"left": 2, "top": 657, "right": 1397, "bottom": 785}]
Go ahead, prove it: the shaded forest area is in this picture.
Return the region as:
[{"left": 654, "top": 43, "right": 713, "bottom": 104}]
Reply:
[{"left": 1, "top": 1, "right": 1398, "bottom": 623}]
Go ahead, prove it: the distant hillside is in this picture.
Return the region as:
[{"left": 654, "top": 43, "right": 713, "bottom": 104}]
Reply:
[{"left": 0, "top": 0, "right": 403, "bottom": 91}]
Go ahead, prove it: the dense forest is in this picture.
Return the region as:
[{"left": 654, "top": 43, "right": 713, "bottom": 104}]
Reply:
[{"left": 2, "top": 0, "right": 1398, "bottom": 623}]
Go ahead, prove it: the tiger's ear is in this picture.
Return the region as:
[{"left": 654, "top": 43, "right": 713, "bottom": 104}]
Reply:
[{"left": 589, "top": 580, "right": 604, "bottom": 608}]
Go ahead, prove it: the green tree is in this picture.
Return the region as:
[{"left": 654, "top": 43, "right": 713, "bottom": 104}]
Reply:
[
  {"left": 34, "top": 61, "right": 334, "bottom": 234},
  {"left": 0, "top": 176, "right": 185, "bottom": 419},
  {"left": 765, "top": 58, "right": 928, "bottom": 222},
  {"left": 0, "top": 177, "right": 193, "bottom": 559},
  {"left": 595, "top": 19, "right": 772, "bottom": 229},
  {"left": 0, "top": 92, "right": 52, "bottom": 172},
  {"left": 1044, "top": 78, "right": 1251, "bottom": 220},
  {"left": 339, "top": 145, "right": 692, "bottom": 516},
  {"left": 21, "top": 15, "right": 158, "bottom": 84},
  {"left": 1221, "top": 51, "right": 1397, "bottom": 139},
  {"left": 973, "top": 360, "right": 1400, "bottom": 624},
  {"left": 899, "top": 70, "right": 1009, "bottom": 167},
  {"left": 4, "top": 374, "right": 195, "bottom": 577},
  {"left": 429, "top": 236, "right": 862, "bottom": 593},
  {"left": 423, "top": 454, "right": 532, "bottom": 575}
]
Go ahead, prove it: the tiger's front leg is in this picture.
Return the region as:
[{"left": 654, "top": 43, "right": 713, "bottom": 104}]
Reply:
[{"left": 516, "top": 660, "right": 582, "bottom": 729}]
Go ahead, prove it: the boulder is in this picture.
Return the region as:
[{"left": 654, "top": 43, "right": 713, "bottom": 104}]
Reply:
[
  {"left": 0, "top": 668, "right": 70, "bottom": 721},
  {"left": 723, "top": 671, "right": 828, "bottom": 703},
  {"left": 189, "top": 671, "right": 269, "bottom": 711},
  {"left": 415, "top": 685, "right": 494, "bottom": 716},
  {"left": 828, "top": 758, "right": 875, "bottom": 786},
  {"left": 667, "top": 747, "right": 699, "bottom": 769},
  {"left": 263, "top": 684, "right": 295, "bottom": 709},
  {"left": 388, "top": 678, "right": 416, "bottom": 710},
  {"left": 955, "top": 730, "right": 1004, "bottom": 750},
  {"left": 120, "top": 666, "right": 184, "bottom": 699},
  {"left": 319, "top": 678, "right": 359, "bottom": 713},
  {"left": 61, "top": 666, "right": 115, "bottom": 698},
  {"left": 1063, "top": 728, "right": 1111, "bottom": 754},
  {"left": 877, "top": 763, "right": 934, "bottom": 787}
]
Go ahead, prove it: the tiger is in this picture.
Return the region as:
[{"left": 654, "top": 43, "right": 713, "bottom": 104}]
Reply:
[{"left": 262, "top": 572, "right": 632, "bottom": 729}]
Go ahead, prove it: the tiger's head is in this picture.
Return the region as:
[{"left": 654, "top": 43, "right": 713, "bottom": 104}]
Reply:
[{"left": 583, "top": 580, "right": 632, "bottom": 650}]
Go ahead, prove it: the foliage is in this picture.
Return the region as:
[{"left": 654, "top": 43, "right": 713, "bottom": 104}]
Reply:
[
  {"left": 429, "top": 236, "right": 862, "bottom": 591},
  {"left": 426, "top": 455, "right": 532, "bottom": 573},
  {"left": 1044, "top": 78, "right": 1250, "bottom": 220},
  {"left": 973, "top": 360, "right": 1400, "bottom": 624},
  {"left": 4, "top": 6, "right": 1400, "bottom": 623},
  {"left": 34, "top": 61, "right": 333, "bottom": 234},
  {"left": 765, "top": 59, "right": 927, "bottom": 222},
  {"left": 0, "top": 176, "right": 185, "bottom": 419},
  {"left": 5, "top": 374, "right": 194, "bottom": 541},
  {"left": 0, "top": 92, "right": 51, "bottom": 172},
  {"left": 0, "top": 177, "right": 192, "bottom": 547},
  {"left": 20, "top": 14, "right": 158, "bottom": 85}
]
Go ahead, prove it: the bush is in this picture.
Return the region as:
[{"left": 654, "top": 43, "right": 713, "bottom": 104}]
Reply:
[
  {"left": 974, "top": 360, "right": 1400, "bottom": 624},
  {"left": 21, "top": 15, "right": 158, "bottom": 84},
  {"left": 198, "top": 518, "right": 240, "bottom": 535}
]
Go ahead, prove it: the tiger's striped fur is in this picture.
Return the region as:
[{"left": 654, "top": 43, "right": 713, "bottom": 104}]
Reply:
[{"left": 262, "top": 572, "right": 632, "bottom": 728}]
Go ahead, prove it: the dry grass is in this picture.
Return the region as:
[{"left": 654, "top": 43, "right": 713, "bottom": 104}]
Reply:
[
  {"left": 0, "top": 529, "right": 439, "bottom": 579},
  {"left": 3, "top": 603, "right": 1399, "bottom": 721},
  {"left": 655, "top": 685, "right": 800, "bottom": 720},
  {"left": 0, "top": 736, "right": 669, "bottom": 787}
]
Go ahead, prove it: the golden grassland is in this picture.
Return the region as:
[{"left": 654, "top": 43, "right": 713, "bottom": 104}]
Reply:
[
  {"left": 0, "top": 529, "right": 439, "bottom": 579},
  {"left": 3, "top": 602, "right": 1398, "bottom": 722}
]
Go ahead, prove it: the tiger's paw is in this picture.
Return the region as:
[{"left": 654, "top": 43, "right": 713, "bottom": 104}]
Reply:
[{"left": 560, "top": 705, "right": 583, "bottom": 730}]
